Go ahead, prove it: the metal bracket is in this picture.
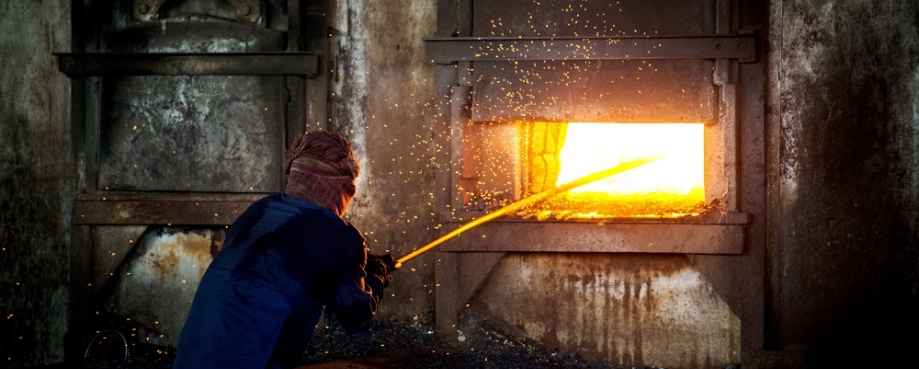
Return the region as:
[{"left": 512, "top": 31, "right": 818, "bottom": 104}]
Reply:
[
  {"left": 133, "top": 0, "right": 262, "bottom": 23},
  {"left": 133, "top": 0, "right": 167, "bottom": 21},
  {"left": 226, "top": 0, "right": 262, "bottom": 23},
  {"left": 713, "top": 59, "right": 732, "bottom": 85}
]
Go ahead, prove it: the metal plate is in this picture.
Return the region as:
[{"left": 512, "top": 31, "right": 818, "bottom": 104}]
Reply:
[
  {"left": 94, "top": 19, "right": 285, "bottom": 193},
  {"left": 98, "top": 74, "right": 283, "bottom": 192},
  {"left": 438, "top": 222, "right": 744, "bottom": 254},
  {"left": 470, "top": 59, "right": 717, "bottom": 123},
  {"left": 74, "top": 200, "right": 251, "bottom": 225},
  {"left": 57, "top": 53, "right": 318, "bottom": 77},
  {"left": 424, "top": 36, "right": 757, "bottom": 63},
  {"left": 102, "top": 19, "right": 283, "bottom": 53},
  {"left": 473, "top": 0, "right": 708, "bottom": 37}
]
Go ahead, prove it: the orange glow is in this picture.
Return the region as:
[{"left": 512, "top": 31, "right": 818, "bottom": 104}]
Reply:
[
  {"left": 547, "top": 122, "right": 706, "bottom": 218},
  {"left": 558, "top": 123, "right": 703, "bottom": 194}
]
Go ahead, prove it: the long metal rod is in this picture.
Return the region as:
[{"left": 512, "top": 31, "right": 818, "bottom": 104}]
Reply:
[{"left": 394, "top": 154, "right": 665, "bottom": 268}]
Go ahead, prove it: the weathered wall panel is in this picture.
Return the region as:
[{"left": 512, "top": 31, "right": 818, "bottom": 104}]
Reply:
[
  {"left": 98, "top": 20, "right": 285, "bottom": 192},
  {"left": 327, "top": 0, "right": 440, "bottom": 318},
  {"left": 99, "top": 74, "right": 283, "bottom": 192},
  {"left": 778, "top": 0, "right": 919, "bottom": 366},
  {"left": 105, "top": 227, "right": 222, "bottom": 346},
  {"left": 471, "top": 60, "right": 718, "bottom": 124},
  {"left": 473, "top": 0, "right": 707, "bottom": 37},
  {"left": 0, "top": 1, "right": 72, "bottom": 367},
  {"left": 476, "top": 254, "right": 740, "bottom": 368}
]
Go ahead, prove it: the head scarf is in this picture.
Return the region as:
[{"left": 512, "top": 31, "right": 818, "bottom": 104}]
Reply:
[{"left": 284, "top": 131, "right": 360, "bottom": 217}]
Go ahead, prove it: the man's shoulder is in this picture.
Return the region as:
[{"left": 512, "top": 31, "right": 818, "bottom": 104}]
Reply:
[{"left": 246, "top": 193, "right": 363, "bottom": 236}]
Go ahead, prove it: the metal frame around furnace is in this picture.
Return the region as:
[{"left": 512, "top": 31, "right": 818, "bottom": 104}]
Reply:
[{"left": 426, "top": 0, "right": 766, "bottom": 359}]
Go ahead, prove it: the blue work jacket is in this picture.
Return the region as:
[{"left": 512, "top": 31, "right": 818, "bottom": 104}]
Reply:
[{"left": 173, "top": 193, "right": 383, "bottom": 369}]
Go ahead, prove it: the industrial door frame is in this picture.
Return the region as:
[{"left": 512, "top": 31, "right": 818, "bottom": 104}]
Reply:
[{"left": 58, "top": 0, "right": 331, "bottom": 359}]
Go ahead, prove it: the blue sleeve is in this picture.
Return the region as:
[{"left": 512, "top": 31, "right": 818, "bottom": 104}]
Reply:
[{"left": 327, "top": 246, "right": 386, "bottom": 333}]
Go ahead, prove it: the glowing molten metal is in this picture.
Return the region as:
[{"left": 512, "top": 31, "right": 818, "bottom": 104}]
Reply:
[{"left": 525, "top": 122, "right": 707, "bottom": 219}]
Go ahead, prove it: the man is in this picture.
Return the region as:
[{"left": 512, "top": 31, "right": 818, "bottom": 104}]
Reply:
[{"left": 173, "top": 131, "right": 395, "bottom": 369}]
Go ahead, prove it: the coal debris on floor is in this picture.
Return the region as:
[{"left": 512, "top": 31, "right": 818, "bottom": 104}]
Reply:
[
  {"left": 297, "top": 308, "right": 624, "bottom": 369},
  {"left": 33, "top": 309, "right": 632, "bottom": 369},
  {"left": 33, "top": 340, "right": 176, "bottom": 369}
]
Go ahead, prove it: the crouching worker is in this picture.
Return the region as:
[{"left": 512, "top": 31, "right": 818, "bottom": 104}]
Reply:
[{"left": 173, "top": 131, "right": 396, "bottom": 369}]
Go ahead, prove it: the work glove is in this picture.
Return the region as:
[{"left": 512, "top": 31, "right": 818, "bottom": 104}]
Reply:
[
  {"left": 368, "top": 253, "right": 397, "bottom": 270},
  {"left": 366, "top": 253, "right": 395, "bottom": 288}
]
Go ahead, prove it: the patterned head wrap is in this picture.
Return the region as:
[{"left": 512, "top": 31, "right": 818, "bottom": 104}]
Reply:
[{"left": 284, "top": 131, "right": 360, "bottom": 216}]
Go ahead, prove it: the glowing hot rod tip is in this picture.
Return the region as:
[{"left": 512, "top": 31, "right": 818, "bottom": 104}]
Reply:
[{"left": 395, "top": 262, "right": 403, "bottom": 269}]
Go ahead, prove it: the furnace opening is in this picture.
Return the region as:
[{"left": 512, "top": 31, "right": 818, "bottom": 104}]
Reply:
[{"left": 517, "top": 122, "right": 708, "bottom": 219}]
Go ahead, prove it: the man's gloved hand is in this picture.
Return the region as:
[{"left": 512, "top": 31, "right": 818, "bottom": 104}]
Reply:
[
  {"left": 368, "top": 253, "right": 397, "bottom": 270},
  {"left": 366, "top": 253, "right": 396, "bottom": 288}
]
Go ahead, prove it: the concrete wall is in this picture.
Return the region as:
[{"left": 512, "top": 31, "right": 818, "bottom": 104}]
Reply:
[
  {"left": 0, "top": 0, "right": 72, "bottom": 367},
  {"left": 327, "top": 0, "right": 439, "bottom": 318},
  {"left": 774, "top": 0, "right": 919, "bottom": 366},
  {"left": 476, "top": 254, "right": 741, "bottom": 368}
]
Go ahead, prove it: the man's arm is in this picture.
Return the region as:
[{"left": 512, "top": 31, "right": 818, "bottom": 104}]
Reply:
[{"left": 327, "top": 249, "right": 393, "bottom": 333}]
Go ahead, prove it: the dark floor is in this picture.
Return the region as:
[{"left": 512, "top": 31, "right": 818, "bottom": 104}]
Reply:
[
  {"left": 34, "top": 309, "right": 630, "bottom": 369},
  {"left": 297, "top": 309, "right": 625, "bottom": 369}
]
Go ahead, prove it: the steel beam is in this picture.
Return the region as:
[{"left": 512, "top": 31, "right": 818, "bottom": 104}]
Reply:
[
  {"left": 438, "top": 222, "right": 745, "bottom": 254},
  {"left": 73, "top": 194, "right": 265, "bottom": 225},
  {"left": 56, "top": 53, "right": 319, "bottom": 77},
  {"left": 424, "top": 35, "right": 757, "bottom": 63}
]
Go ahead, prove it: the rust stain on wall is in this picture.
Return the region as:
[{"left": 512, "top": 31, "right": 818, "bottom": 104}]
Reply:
[
  {"left": 106, "top": 227, "right": 226, "bottom": 346},
  {"left": 144, "top": 230, "right": 216, "bottom": 280},
  {"left": 476, "top": 253, "right": 740, "bottom": 369}
]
